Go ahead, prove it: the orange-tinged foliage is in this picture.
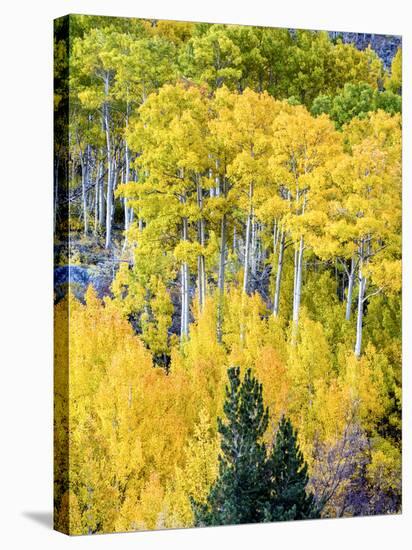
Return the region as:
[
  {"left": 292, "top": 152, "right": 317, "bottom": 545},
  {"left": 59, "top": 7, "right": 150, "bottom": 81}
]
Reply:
[{"left": 55, "top": 270, "right": 401, "bottom": 532}]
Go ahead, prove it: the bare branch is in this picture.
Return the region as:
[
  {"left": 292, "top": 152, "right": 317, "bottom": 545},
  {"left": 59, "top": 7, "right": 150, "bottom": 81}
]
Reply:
[{"left": 362, "top": 286, "right": 384, "bottom": 303}]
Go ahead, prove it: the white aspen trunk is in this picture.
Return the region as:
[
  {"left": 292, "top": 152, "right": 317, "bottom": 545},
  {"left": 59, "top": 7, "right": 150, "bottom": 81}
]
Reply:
[
  {"left": 125, "top": 102, "right": 130, "bottom": 183},
  {"left": 273, "top": 220, "right": 279, "bottom": 256},
  {"left": 293, "top": 244, "right": 298, "bottom": 314},
  {"left": 293, "top": 235, "right": 304, "bottom": 325},
  {"left": 292, "top": 188, "right": 299, "bottom": 319},
  {"left": 137, "top": 170, "right": 144, "bottom": 232},
  {"left": 345, "top": 257, "right": 356, "bottom": 321},
  {"left": 251, "top": 219, "right": 257, "bottom": 279},
  {"left": 124, "top": 101, "right": 130, "bottom": 239},
  {"left": 94, "top": 159, "right": 99, "bottom": 235},
  {"left": 104, "top": 74, "right": 113, "bottom": 249},
  {"left": 217, "top": 218, "right": 227, "bottom": 294},
  {"left": 196, "top": 175, "right": 206, "bottom": 309},
  {"left": 196, "top": 255, "right": 204, "bottom": 309},
  {"left": 184, "top": 259, "right": 190, "bottom": 337},
  {"left": 273, "top": 230, "right": 285, "bottom": 317},
  {"left": 215, "top": 160, "right": 220, "bottom": 197},
  {"left": 243, "top": 215, "right": 251, "bottom": 293},
  {"left": 180, "top": 179, "right": 190, "bottom": 340},
  {"left": 217, "top": 171, "right": 227, "bottom": 343},
  {"left": 98, "top": 158, "right": 105, "bottom": 228},
  {"left": 292, "top": 190, "right": 306, "bottom": 332},
  {"left": 180, "top": 263, "right": 186, "bottom": 338},
  {"left": 110, "top": 158, "right": 118, "bottom": 230},
  {"left": 105, "top": 159, "right": 113, "bottom": 248},
  {"left": 256, "top": 222, "right": 263, "bottom": 271},
  {"left": 122, "top": 150, "right": 128, "bottom": 234},
  {"left": 208, "top": 167, "right": 215, "bottom": 198},
  {"left": 80, "top": 151, "right": 88, "bottom": 236},
  {"left": 112, "top": 156, "right": 118, "bottom": 195},
  {"left": 199, "top": 256, "right": 206, "bottom": 306},
  {"left": 124, "top": 199, "right": 129, "bottom": 232},
  {"left": 217, "top": 212, "right": 227, "bottom": 344},
  {"left": 233, "top": 226, "right": 237, "bottom": 254},
  {"left": 180, "top": 249, "right": 185, "bottom": 337},
  {"left": 181, "top": 215, "right": 190, "bottom": 339},
  {"left": 355, "top": 243, "right": 366, "bottom": 358},
  {"left": 86, "top": 181, "right": 93, "bottom": 213},
  {"left": 243, "top": 182, "right": 254, "bottom": 293}
]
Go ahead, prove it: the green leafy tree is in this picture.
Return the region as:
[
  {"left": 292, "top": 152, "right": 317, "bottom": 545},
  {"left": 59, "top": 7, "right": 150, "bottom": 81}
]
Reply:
[
  {"left": 179, "top": 25, "right": 243, "bottom": 90},
  {"left": 311, "top": 82, "right": 401, "bottom": 128},
  {"left": 384, "top": 48, "right": 402, "bottom": 94}
]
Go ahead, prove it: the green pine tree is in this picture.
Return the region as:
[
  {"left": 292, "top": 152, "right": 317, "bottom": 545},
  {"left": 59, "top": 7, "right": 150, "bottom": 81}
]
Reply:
[
  {"left": 265, "top": 416, "right": 319, "bottom": 521},
  {"left": 192, "top": 368, "right": 320, "bottom": 526},
  {"left": 192, "top": 367, "right": 270, "bottom": 526}
]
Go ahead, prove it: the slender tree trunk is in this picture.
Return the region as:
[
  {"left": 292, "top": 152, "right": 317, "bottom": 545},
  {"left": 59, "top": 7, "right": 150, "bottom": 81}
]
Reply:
[
  {"left": 94, "top": 159, "right": 100, "bottom": 236},
  {"left": 273, "top": 230, "right": 285, "bottom": 317},
  {"left": 123, "top": 199, "right": 129, "bottom": 231},
  {"left": 292, "top": 191, "right": 306, "bottom": 336},
  {"left": 109, "top": 158, "right": 118, "bottom": 240},
  {"left": 104, "top": 162, "right": 113, "bottom": 248},
  {"left": 80, "top": 150, "right": 88, "bottom": 236},
  {"left": 104, "top": 74, "right": 113, "bottom": 249},
  {"left": 121, "top": 144, "right": 130, "bottom": 252},
  {"left": 98, "top": 158, "right": 105, "bottom": 229},
  {"left": 251, "top": 219, "right": 257, "bottom": 280},
  {"left": 243, "top": 215, "right": 251, "bottom": 293},
  {"left": 243, "top": 182, "right": 254, "bottom": 293},
  {"left": 217, "top": 212, "right": 227, "bottom": 343},
  {"left": 233, "top": 226, "right": 237, "bottom": 254},
  {"left": 257, "top": 222, "right": 263, "bottom": 271},
  {"left": 293, "top": 235, "right": 304, "bottom": 326},
  {"left": 180, "top": 263, "right": 186, "bottom": 338},
  {"left": 196, "top": 175, "right": 206, "bottom": 309},
  {"left": 180, "top": 181, "right": 190, "bottom": 340},
  {"left": 293, "top": 243, "right": 298, "bottom": 311},
  {"left": 273, "top": 220, "right": 279, "bottom": 256},
  {"left": 355, "top": 243, "right": 366, "bottom": 358},
  {"left": 124, "top": 101, "right": 130, "bottom": 238},
  {"left": 217, "top": 171, "right": 227, "bottom": 343},
  {"left": 345, "top": 257, "right": 356, "bottom": 321},
  {"left": 181, "top": 215, "right": 190, "bottom": 339}
]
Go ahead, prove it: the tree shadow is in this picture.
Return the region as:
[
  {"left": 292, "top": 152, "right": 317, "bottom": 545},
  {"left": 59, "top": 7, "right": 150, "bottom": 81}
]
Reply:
[{"left": 23, "top": 511, "right": 53, "bottom": 529}]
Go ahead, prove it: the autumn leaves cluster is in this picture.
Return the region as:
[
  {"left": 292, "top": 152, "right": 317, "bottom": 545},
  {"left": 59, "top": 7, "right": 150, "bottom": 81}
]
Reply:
[{"left": 114, "top": 84, "right": 401, "bottom": 364}]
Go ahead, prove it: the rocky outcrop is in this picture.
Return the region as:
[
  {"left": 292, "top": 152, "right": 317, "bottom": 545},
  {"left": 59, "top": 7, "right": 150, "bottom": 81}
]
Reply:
[{"left": 329, "top": 31, "right": 401, "bottom": 68}]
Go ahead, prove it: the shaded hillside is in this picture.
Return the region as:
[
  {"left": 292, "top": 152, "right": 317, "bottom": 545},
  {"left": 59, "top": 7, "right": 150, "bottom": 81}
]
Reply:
[{"left": 329, "top": 31, "right": 401, "bottom": 68}]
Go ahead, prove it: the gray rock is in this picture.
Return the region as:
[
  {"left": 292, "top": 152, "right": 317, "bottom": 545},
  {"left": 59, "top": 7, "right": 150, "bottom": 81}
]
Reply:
[{"left": 328, "top": 31, "right": 401, "bottom": 69}]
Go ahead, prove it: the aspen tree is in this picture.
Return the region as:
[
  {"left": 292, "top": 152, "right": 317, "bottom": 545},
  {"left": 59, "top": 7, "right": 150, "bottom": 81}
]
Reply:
[
  {"left": 331, "top": 112, "right": 401, "bottom": 357},
  {"left": 270, "top": 106, "right": 340, "bottom": 335},
  {"left": 124, "top": 83, "right": 211, "bottom": 338}
]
